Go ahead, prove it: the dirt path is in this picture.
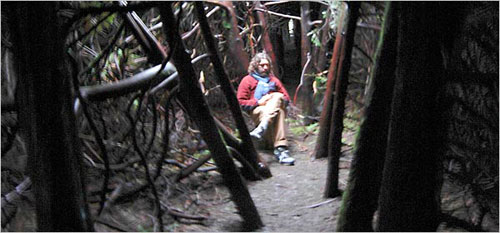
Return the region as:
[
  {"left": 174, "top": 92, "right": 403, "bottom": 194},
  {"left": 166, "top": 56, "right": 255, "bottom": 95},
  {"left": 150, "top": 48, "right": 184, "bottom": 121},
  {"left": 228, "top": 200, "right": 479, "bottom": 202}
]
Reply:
[{"left": 180, "top": 132, "right": 355, "bottom": 232}]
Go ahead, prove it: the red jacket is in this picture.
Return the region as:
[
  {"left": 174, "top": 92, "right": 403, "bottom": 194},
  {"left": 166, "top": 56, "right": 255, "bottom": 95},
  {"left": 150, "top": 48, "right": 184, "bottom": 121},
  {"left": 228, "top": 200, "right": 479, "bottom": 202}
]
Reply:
[{"left": 237, "top": 74, "right": 290, "bottom": 111}]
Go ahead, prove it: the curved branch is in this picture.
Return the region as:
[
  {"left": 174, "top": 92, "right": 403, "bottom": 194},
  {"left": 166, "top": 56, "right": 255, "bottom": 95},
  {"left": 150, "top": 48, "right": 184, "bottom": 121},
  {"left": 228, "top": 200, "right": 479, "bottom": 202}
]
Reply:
[
  {"left": 294, "top": 52, "right": 313, "bottom": 105},
  {"left": 254, "top": 7, "right": 301, "bottom": 21},
  {"left": 125, "top": 92, "right": 164, "bottom": 231},
  {"left": 78, "top": 53, "right": 210, "bottom": 104},
  {"left": 79, "top": 63, "right": 176, "bottom": 101}
]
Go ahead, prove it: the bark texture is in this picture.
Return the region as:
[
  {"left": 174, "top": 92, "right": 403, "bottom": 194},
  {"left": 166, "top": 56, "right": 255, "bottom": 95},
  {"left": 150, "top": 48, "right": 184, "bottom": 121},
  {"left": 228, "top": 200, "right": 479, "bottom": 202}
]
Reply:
[
  {"left": 160, "top": 3, "right": 263, "bottom": 230},
  {"left": 336, "top": 2, "right": 397, "bottom": 231},
  {"left": 7, "top": 2, "right": 93, "bottom": 231},
  {"left": 324, "top": 2, "right": 360, "bottom": 198},
  {"left": 377, "top": 2, "right": 443, "bottom": 231}
]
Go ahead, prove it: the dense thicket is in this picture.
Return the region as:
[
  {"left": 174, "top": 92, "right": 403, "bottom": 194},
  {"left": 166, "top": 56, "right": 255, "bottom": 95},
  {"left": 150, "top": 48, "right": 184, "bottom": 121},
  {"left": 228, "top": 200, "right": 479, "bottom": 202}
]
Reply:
[{"left": 1, "top": 1, "right": 497, "bottom": 231}]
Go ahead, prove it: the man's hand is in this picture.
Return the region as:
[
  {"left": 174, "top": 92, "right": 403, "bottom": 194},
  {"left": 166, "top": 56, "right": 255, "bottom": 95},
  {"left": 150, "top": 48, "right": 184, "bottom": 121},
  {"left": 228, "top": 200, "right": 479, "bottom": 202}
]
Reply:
[{"left": 258, "top": 94, "right": 272, "bottom": 106}]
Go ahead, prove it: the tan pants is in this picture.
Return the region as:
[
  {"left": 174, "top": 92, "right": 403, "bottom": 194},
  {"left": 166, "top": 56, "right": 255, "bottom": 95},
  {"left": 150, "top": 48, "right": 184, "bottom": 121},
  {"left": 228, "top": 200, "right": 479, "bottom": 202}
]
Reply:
[{"left": 251, "top": 92, "right": 288, "bottom": 148}]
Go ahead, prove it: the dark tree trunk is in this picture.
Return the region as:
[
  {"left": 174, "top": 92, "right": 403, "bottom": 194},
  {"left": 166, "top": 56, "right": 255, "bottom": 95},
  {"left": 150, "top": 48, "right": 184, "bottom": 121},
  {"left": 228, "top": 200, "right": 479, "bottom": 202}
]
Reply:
[
  {"left": 336, "top": 2, "right": 397, "bottom": 231},
  {"left": 255, "top": 1, "right": 280, "bottom": 77},
  {"left": 218, "top": 1, "right": 249, "bottom": 76},
  {"left": 315, "top": 5, "right": 331, "bottom": 73},
  {"left": 270, "top": 27, "right": 285, "bottom": 79},
  {"left": 159, "top": 3, "right": 263, "bottom": 230},
  {"left": 293, "top": 19, "right": 302, "bottom": 74},
  {"left": 324, "top": 2, "right": 360, "bottom": 198},
  {"left": 299, "top": 2, "right": 312, "bottom": 68},
  {"left": 7, "top": 2, "right": 93, "bottom": 231},
  {"left": 313, "top": 3, "right": 347, "bottom": 159},
  {"left": 295, "top": 1, "right": 316, "bottom": 124},
  {"left": 377, "top": 2, "right": 443, "bottom": 231},
  {"left": 194, "top": 2, "right": 271, "bottom": 179}
]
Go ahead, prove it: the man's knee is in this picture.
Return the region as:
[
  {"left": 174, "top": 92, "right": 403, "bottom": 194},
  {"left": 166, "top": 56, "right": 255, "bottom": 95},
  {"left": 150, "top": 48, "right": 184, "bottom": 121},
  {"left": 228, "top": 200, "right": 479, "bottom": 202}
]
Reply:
[{"left": 271, "top": 92, "right": 284, "bottom": 99}]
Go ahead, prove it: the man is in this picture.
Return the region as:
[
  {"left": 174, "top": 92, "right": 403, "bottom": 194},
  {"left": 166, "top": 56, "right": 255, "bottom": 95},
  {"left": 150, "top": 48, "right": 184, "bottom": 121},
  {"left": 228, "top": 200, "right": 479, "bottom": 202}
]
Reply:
[{"left": 237, "top": 52, "right": 295, "bottom": 165}]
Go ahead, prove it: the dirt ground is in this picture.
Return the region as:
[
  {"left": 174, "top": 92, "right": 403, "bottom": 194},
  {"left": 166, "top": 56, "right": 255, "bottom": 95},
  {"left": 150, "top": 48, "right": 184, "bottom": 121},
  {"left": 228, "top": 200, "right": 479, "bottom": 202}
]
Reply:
[
  {"left": 6, "top": 118, "right": 495, "bottom": 231},
  {"left": 175, "top": 130, "right": 355, "bottom": 232}
]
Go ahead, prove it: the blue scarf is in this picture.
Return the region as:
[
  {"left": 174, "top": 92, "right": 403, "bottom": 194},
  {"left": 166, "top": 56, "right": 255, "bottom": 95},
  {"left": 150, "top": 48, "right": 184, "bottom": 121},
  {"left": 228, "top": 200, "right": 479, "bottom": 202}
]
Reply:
[{"left": 251, "top": 72, "right": 276, "bottom": 100}]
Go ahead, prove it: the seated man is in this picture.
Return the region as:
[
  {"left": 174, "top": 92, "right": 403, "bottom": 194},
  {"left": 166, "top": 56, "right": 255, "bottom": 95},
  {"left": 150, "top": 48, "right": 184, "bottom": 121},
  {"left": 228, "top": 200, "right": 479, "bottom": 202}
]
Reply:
[{"left": 237, "top": 52, "right": 295, "bottom": 165}]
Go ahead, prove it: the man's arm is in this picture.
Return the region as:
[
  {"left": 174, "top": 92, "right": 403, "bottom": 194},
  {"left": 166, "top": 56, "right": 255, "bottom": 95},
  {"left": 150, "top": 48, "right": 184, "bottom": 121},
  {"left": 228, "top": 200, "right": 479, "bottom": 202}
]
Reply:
[
  {"left": 236, "top": 76, "right": 258, "bottom": 111},
  {"left": 273, "top": 77, "right": 291, "bottom": 102}
]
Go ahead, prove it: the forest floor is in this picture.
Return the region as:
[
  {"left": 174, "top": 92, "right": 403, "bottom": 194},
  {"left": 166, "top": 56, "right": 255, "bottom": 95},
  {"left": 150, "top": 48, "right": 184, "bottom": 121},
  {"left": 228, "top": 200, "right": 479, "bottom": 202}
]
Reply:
[
  {"left": 174, "top": 127, "right": 357, "bottom": 232},
  {"left": 90, "top": 122, "right": 357, "bottom": 232}
]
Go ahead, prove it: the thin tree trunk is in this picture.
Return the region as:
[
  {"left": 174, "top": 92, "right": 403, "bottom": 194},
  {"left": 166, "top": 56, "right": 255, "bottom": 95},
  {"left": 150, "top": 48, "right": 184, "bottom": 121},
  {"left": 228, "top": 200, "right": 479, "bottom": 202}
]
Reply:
[
  {"left": 377, "top": 2, "right": 442, "bottom": 231},
  {"left": 159, "top": 3, "right": 263, "bottom": 230},
  {"left": 336, "top": 2, "right": 397, "bottom": 231},
  {"left": 293, "top": 19, "right": 302, "bottom": 74},
  {"left": 315, "top": 5, "right": 331, "bottom": 73},
  {"left": 195, "top": 1, "right": 271, "bottom": 179},
  {"left": 324, "top": 2, "right": 360, "bottom": 198},
  {"left": 296, "top": 1, "right": 316, "bottom": 124},
  {"left": 217, "top": 1, "right": 249, "bottom": 76},
  {"left": 313, "top": 3, "right": 346, "bottom": 159},
  {"left": 255, "top": 1, "right": 279, "bottom": 76},
  {"left": 270, "top": 27, "right": 285, "bottom": 79},
  {"left": 300, "top": 2, "right": 311, "bottom": 68},
  {"left": 7, "top": 2, "right": 93, "bottom": 231}
]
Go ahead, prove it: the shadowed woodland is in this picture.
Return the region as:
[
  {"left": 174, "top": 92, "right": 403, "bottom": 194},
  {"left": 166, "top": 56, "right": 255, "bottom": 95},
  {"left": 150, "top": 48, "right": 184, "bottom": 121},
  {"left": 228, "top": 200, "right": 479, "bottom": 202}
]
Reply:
[{"left": 1, "top": 1, "right": 498, "bottom": 232}]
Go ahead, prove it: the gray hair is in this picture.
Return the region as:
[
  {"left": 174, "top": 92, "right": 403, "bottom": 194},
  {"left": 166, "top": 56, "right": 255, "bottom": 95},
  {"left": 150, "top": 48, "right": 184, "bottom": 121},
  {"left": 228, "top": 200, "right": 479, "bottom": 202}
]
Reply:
[{"left": 248, "top": 52, "right": 273, "bottom": 75}]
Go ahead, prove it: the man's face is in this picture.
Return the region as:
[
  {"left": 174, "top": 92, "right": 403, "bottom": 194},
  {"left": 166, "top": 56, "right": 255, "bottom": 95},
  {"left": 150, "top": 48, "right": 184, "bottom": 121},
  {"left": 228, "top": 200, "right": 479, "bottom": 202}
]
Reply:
[{"left": 257, "top": 59, "right": 270, "bottom": 76}]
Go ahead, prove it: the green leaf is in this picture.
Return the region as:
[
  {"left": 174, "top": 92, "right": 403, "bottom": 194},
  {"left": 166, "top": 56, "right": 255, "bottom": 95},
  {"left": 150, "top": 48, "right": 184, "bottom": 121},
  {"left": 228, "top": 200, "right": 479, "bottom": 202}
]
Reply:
[
  {"left": 222, "top": 20, "right": 231, "bottom": 29},
  {"left": 133, "top": 99, "right": 139, "bottom": 110},
  {"left": 311, "top": 33, "right": 321, "bottom": 47}
]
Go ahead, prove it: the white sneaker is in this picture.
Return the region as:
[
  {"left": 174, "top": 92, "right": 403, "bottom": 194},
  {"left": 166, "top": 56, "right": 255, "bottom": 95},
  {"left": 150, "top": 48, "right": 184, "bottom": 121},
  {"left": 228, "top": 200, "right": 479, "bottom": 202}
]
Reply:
[
  {"left": 273, "top": 146, "right": 295, "bottom": 165},
  {"left": 250, "top": 119, "right": 269, "bottom": 140}
]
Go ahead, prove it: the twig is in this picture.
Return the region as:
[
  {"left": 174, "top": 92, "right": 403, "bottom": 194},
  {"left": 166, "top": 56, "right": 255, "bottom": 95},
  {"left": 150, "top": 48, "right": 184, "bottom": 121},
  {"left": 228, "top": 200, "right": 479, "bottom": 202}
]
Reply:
[
  {"left": 67, "top": 12, "right": 115, "bottom": 48},
  {"left": 160, "top": 201, "right": 208, "bottom": 221},
  {"left": 1, "top": 177, "right": 32, "bottom": 228},
  {"left": 94, "top": 218, "right": 128, "bottom": 232},
  {"left": 77, "top": 22, "right": 125, "bottom": 82},
  {"left": 353, "top": 44, "right": 373, "bottom": 63},
  {"left": 301, "top": 198, "right": 337, "bottom": 209},
  {"left": 254, "top": 7, "right": 301, "bottom": 21},
  {"left": 293, "top": 52, "right": 313, "bottom": 105},
  {"left": 155, "top": 87, "right": 177, "bottom": 179},
  {"left": 126, "top": 91, "right": 164, "bottom": 231}
]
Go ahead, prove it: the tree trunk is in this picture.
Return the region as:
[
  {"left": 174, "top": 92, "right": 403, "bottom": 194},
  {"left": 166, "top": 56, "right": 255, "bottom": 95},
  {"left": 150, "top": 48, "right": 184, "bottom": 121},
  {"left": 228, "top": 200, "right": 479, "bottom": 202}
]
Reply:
[
  {"left": 293, "top": 19, "right": 302, "bottom": 74},
  {"left": 313, "top": 3, "right": 346, "bottom": 159},
  {"left": 315, "top": 5, "right": 331, "bottom": 73},
  {"left": 295, "top": 1, "right": 316, "bottom": 124},
  {"left": 159, "top": 3, "right": 263, "bottom": 230},
  {"left": 218, "top": 1, "right": 249, "bottom": 76},
  {"left": 336, "top": 2, "right": 397, "bottom": 231},
  {"left": 255, "top": 1, "right": 279, "bottom": 77},
  {"left": 377, "top": 2, "right": 442, "bottom": 231},
  {"left": 324, "top": 2, "right": 360, "bottom": 198},
  {"left": 270, "top": 27, "right": 285, "bottom": 79},
  {"left": 7, "top": 2, "right": 93, "bottom": 231},
  {"left": 195, "top": 1, "right": 271, "bottom": 179}
]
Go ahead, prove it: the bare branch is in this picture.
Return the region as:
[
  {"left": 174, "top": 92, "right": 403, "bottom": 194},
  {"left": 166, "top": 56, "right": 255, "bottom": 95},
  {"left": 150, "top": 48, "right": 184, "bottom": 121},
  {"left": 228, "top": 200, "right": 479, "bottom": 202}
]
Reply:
[
  {"left": 1, "top": 177, "right": 32, "bottom": 228},
  {"left": 254, "top": 7, "right": 301, "bottom": 21}
]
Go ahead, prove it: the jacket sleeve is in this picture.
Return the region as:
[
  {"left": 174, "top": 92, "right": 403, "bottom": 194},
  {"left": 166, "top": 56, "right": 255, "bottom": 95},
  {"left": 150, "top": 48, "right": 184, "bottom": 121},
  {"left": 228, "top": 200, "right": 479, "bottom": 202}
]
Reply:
[
  {"left": 237, "top": 76, "right": 258, "bottom": 111},
  {"left": 273, "top": 77, "right": 291, "bottom": 103}
]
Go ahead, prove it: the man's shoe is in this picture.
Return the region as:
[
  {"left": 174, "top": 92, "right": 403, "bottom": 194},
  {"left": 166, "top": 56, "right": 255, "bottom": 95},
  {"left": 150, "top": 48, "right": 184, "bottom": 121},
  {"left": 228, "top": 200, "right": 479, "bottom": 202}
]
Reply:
[
  {"left": 250, "top": 119, "right": 269, "bottom": 140},
  {"left": 273, "top": 146, "right": 295, "bottom": 166},
  {"left": 250, "top": 125, "right": 265, "bottom": 140}
]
